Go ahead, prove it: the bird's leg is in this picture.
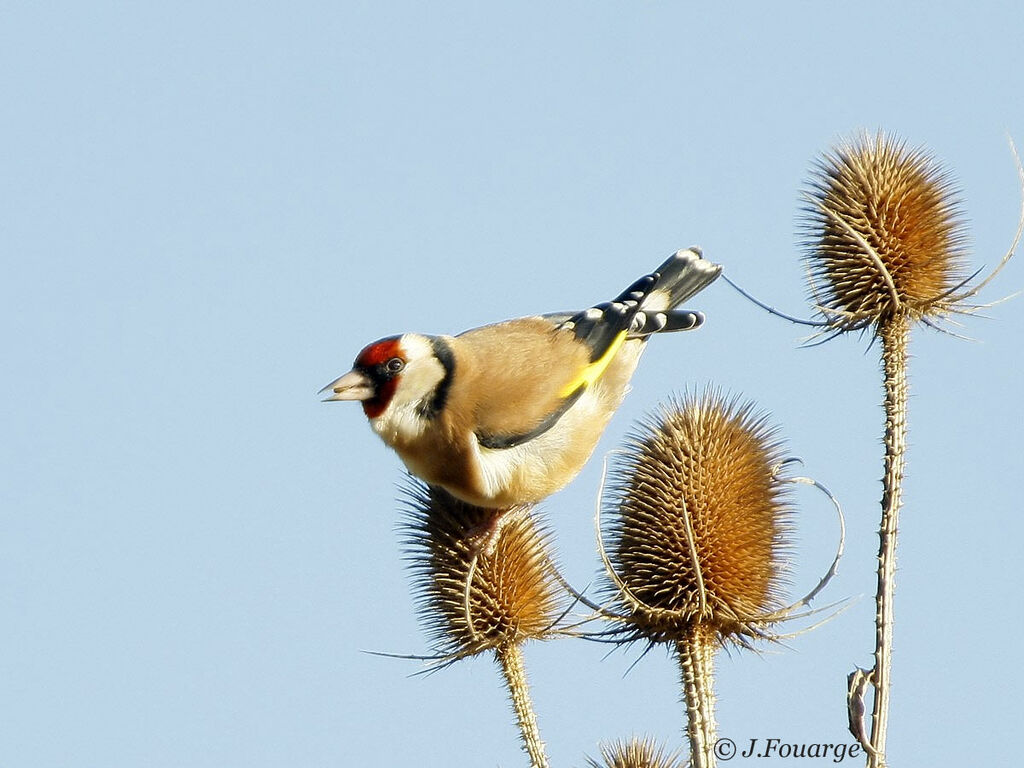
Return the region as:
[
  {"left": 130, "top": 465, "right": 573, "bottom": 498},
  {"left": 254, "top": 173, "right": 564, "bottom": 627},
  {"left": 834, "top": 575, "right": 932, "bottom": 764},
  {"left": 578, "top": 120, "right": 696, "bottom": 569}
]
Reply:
[
  {"left": 460, "top": 506, "right": 521, "bottom": 644},
  {"left": 465, "top": 505, "right": 522, "bottom": 558}
]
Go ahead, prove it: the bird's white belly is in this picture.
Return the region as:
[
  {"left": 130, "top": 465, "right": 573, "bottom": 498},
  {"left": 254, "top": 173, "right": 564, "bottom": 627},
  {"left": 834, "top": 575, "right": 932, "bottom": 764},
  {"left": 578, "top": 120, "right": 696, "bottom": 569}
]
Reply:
[{"left": 473, "top": 377, "right": 627, "bottom": 506}]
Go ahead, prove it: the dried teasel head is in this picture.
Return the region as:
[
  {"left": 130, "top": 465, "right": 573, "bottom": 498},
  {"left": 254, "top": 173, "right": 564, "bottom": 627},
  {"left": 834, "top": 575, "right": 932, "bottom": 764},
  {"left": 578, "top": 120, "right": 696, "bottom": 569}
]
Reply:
[
  {"left": 802, "top": 130, "right": 969, "bottom": 330},
  {"left": 401, "top": 480, "right": 561, "bottom": 658},
  {"left": 601, "top": 390, "right": 793, "bottom": 645},
  {"left": 586, "top": 737, "right": 684, "bottom": 768}
]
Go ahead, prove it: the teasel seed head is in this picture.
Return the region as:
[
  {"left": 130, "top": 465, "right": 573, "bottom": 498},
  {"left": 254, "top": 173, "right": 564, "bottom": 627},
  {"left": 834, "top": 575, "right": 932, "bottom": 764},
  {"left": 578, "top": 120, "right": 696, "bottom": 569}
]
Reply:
[
  {"left": 401, "top": 480, "right": 561, "bottom": 658},
  {"left": 586, "top": 737, "right": 684, "bottom": 768},
  {"left": 602, "top": 389, "right": 793, "bottom": 645},
  {"left": 802, "top": 130, "right": 969, "bottom": 330}
]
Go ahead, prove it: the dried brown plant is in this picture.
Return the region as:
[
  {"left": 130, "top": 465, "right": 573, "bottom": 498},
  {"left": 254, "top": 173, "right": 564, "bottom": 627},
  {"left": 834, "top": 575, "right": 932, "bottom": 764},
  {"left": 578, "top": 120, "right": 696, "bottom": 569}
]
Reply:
[
  {"left": 803, "top": 132, "right": 970, "bottom": 330},
  {"left": 401, "top": 481, "right": 561, "bottom": 768},
  {"left": 800, "top": 130, "right": 1020, "bottom": 766},
  {"left": 586, "top": 736, "right": 684, "bottom": 768},
  {"left": 598, "top": 391, "right": 795, "bottom": 768},
  {"left": 602, "top": 391, "right": 792, "bottom": 645}
]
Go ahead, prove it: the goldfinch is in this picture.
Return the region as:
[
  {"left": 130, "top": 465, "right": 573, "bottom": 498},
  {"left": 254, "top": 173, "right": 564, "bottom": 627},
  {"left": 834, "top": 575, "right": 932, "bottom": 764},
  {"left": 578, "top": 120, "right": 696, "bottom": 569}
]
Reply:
[{"left": 322, "top": 247, "right": 721, "bottom": 509}]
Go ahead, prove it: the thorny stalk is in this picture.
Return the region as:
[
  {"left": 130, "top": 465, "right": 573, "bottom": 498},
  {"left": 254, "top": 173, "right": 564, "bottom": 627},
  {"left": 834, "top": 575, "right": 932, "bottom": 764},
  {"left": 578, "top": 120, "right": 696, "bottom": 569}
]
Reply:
[
  {"left": 497, "top": 642, "right": 550, "bottom": 768},
  {"left": 867, "top": 312, "right": 910, "bottom": 768},
  {"left": 678, "top": 626, "right": 718, "bottom": 768}
]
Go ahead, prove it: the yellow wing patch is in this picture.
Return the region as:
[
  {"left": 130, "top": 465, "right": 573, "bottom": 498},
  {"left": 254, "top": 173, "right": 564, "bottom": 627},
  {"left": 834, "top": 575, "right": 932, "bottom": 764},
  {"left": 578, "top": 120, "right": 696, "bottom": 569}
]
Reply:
[{"left": 558, "top": 330, "right": 627, "bottom": 398}]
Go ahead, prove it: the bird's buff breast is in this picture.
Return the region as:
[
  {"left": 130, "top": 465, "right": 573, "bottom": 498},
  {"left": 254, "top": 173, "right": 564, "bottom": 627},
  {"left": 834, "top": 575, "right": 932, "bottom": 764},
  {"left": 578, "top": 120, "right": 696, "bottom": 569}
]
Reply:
[{"left": 377, "top": 391, "right": 613, "bottom": 509}]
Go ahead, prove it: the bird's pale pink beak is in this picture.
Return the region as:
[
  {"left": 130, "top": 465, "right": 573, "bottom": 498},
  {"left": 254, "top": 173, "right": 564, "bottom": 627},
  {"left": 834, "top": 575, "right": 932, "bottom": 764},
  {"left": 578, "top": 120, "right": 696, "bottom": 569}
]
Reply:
[{"left": 319, "top": 369, "right": 374, "bottom": 402}]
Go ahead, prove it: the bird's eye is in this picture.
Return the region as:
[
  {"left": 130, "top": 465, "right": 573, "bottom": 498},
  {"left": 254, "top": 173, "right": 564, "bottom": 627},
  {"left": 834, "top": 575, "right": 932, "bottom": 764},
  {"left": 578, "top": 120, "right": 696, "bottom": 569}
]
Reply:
[{"left": 385, "top": 357, "right": 405, "bottom": 374}]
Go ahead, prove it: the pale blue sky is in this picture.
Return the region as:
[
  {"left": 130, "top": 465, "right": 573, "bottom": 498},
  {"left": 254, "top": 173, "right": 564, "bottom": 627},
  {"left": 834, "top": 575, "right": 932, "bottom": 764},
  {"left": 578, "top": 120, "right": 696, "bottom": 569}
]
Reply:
[{"left": 3, "top": 2, "right": 1022, "bottom": 766}]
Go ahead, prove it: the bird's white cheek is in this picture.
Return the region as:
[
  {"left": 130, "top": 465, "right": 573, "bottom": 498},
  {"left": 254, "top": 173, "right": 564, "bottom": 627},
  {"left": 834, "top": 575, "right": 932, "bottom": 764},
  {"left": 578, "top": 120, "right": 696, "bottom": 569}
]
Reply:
[
  {"left": 368, "top": 414, "right": 392, "bottom": 441},
  {"left": 369, "top": 402, "right": 429, "bottom": 445}
]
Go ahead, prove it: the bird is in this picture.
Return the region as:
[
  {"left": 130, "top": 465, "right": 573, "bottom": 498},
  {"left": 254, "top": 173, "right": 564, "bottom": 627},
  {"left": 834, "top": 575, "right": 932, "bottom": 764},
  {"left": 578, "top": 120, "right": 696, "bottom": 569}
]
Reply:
[{"left": 321, "top": 247, "right": 722, "bottom": 510}]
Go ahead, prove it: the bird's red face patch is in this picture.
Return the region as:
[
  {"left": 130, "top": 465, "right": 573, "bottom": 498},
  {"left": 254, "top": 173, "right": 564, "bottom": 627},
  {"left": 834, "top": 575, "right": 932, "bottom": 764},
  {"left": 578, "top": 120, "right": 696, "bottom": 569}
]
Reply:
[
  {"left": 354, "top": 336, "right": 406, "bottom": 418},
  {"left": 355, "top": 337, "right": 403, "bottom": 369}
]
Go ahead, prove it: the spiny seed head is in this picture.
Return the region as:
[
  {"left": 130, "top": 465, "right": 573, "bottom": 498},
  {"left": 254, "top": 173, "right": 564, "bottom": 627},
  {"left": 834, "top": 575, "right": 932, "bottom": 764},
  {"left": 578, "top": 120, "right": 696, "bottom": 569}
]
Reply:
[
  {"left": 802, "top": 130, "right": 968, "bottom": 328},
  {"left": 401, "top": 481, "right": 561, "bottom": 656},
  {"left": 586, "top": 737, "right": 684, "bottom": 768},
  {"left": 604, "top": 390, "right": 792, "bottom": 644}
]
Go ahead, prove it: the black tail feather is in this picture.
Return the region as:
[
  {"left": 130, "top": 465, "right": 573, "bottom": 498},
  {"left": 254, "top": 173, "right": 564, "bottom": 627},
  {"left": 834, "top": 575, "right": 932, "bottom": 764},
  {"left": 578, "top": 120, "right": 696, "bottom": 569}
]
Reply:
[{"left": 557, "top": 247, "right": 720, "bottom": 361}]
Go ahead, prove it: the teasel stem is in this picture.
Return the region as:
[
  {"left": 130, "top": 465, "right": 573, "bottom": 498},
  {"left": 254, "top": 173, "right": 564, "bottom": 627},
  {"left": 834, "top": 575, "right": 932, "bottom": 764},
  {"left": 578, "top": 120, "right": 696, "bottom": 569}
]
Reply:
[
  {"left": 868, "top": 311, "right": 910, "bottom": 767},
  {"left": 677, "top": 625, "right": 717, "bottom": 768},
  {"left": 496, "top": 642, "right": 550, "bottom": 768}
]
